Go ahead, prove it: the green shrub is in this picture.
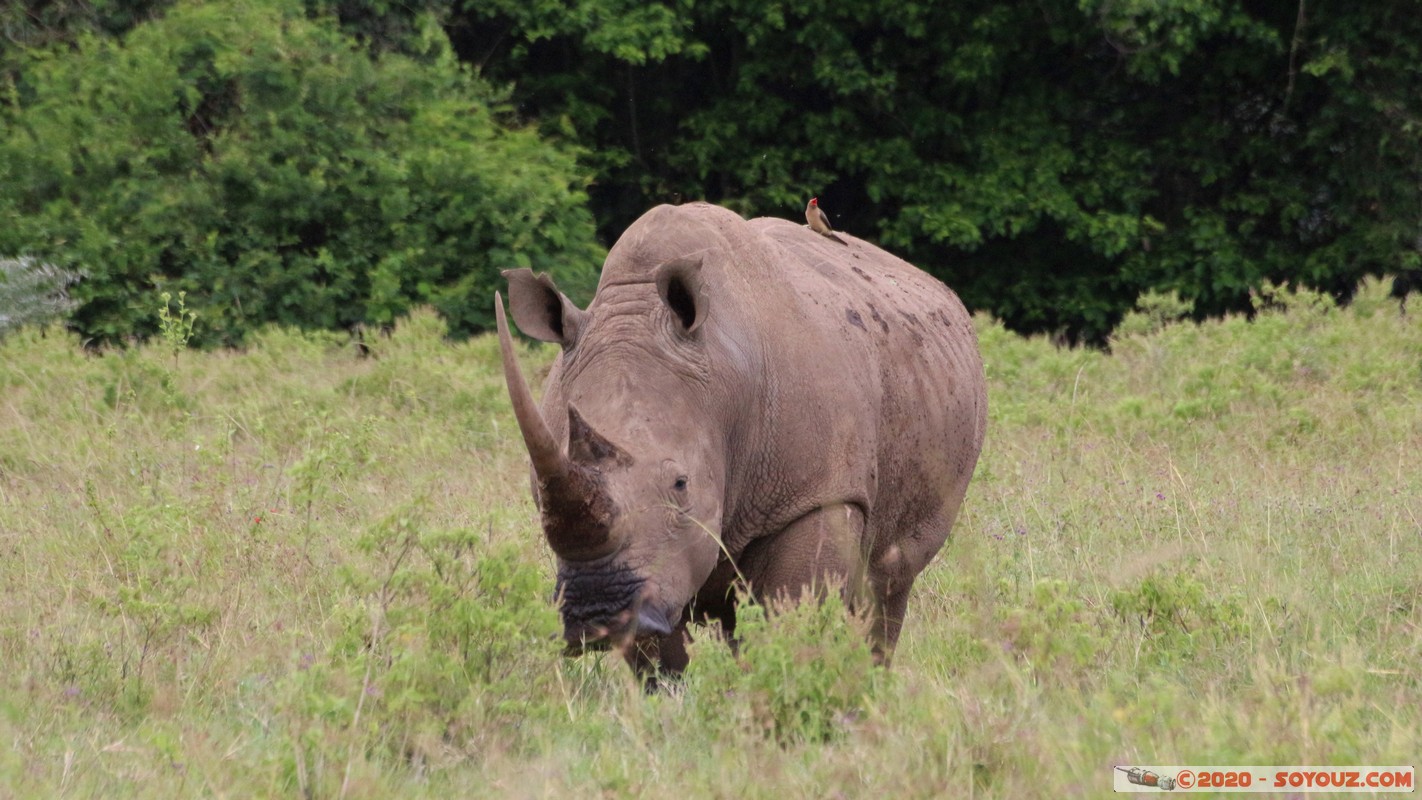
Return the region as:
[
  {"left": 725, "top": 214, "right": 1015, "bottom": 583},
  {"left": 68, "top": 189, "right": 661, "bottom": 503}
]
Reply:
[
  {"left": 300, "top": 510, "right": 562, "bottom": 763},
  {"left": 684, "top": 594, "right": 887, "bottom": 744},
  {"left": 0, "top": 0, "right": 601, "bottom": 345},
  {"left": 1110, "top": 573, "right": 1248, "bottom": 663},
  {"left": 997, "top": 578, "right": 1106, "bottom": 676},
  {"left": 83, "top": 482, "right": 219, "bottom": 713},
  {"left": 1115, "top": 288, "right": 1194, "bottom": 338}
]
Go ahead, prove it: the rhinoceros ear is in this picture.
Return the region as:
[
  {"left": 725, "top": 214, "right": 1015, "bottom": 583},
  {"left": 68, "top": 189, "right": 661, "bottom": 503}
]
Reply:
[
  {"left": 654, "top": 256, "right": 707, "bottom": 335},
  {"left": 503, "top": 268, "right": 588, "bottom": 348}
]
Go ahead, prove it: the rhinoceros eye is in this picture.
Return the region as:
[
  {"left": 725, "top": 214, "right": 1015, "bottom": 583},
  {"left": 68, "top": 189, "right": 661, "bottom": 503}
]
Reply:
[{"left": 673, "top": 476, "right": 689, "bottom": 492}]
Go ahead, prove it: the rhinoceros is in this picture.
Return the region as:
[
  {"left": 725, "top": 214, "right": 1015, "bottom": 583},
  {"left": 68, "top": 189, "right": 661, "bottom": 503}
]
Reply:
[{"left": 495, "top": 202, "right": 986, "bottom": 675}]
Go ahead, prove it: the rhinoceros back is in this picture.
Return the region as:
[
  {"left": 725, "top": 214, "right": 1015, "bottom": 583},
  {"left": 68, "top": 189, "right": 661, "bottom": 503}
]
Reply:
[
  {"left": 744, "top": 214, "right": 987, "bottom": 563},
  {"left": 581, "top": 202, "right": 986, "bottom": 570}
]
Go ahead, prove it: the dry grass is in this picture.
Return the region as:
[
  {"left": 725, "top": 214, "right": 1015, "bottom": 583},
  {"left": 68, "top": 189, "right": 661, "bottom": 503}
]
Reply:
[{"left": 1, "top": 280, "right": 1418, "bottom": 798}]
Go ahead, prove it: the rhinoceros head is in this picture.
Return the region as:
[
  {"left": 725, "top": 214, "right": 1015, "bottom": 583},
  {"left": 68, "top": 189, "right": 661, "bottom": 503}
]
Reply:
[{"left": 495, "top": 256, "right": 728, "bottom": 667}]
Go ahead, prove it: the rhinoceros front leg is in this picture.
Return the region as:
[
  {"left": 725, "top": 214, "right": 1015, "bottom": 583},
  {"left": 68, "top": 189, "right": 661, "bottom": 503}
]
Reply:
[{"left": 740, "top": 504, "right": 902, "bottom": 659}]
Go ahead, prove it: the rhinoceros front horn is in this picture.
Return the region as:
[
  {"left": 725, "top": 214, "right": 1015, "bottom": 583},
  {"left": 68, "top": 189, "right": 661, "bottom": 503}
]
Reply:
[
  {"left": 495, "top": 292, "right": 616, "bottom": 561},
  {"left": 495, "top": 291, "right": 563, "bottom": 480}
]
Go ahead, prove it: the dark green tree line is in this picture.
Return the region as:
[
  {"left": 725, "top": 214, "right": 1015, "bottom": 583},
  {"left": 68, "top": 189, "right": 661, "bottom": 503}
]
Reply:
[
  {"left": 2, "top": 0, "right": 1418, "bottom": 343},
  {"left": 454, "top": 0, "right": 1421, "bottom": 342}
]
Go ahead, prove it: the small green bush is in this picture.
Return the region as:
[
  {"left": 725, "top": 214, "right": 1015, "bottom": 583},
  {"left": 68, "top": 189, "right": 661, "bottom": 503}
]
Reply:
[
  {"left": 1110, "top": 573, "right": 1248, "bottom": 663},
  {"left": 0, "top": 0, "right": 601, "bottom": 345},
  {"left": 1115, "top": 288, "right": 1194, "bottom": 338},
  {"left": 997, "top": 578, "right": 1106, "bottom": 676},
  {"left": 305, "top": 511, "right": 562, "bottom": 762}
]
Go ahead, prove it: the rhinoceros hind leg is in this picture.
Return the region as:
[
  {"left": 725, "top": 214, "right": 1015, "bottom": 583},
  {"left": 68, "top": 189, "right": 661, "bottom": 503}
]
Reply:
[{"left": 868, "top": 585, "right": 912, "bottom": 666}]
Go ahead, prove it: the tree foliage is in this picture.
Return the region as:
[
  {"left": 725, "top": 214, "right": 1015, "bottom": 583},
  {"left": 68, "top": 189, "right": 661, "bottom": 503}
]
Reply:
[
  {"left": 0, "top": 0, "right": 601, "bottom": 344},
  {"left": 456, "top": 0, "right": 1422, "bottom": 343}
]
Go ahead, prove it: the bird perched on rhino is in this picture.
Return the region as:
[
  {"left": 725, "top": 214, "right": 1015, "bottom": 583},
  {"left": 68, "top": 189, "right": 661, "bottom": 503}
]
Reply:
[{"left": 805, "top": 197, "right": 847, "bottom": 245}]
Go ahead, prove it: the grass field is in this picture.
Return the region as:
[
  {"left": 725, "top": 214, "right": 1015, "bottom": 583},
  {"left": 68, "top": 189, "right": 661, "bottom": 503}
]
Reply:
[{"left": 1, "top": 279, "right": 1418, "bottom": 798}]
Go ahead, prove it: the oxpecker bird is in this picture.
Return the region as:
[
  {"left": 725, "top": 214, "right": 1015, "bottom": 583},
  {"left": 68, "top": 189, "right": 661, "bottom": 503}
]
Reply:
[{"left": 806, "top": 197, "right": 847, "bottom": 245}]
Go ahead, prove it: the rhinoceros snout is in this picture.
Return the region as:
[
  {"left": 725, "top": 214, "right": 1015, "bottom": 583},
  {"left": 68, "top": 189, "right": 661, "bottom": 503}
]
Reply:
[
  {"left": 635, "top": 605, "right": 673, "bottom": 637},
  {"left": 556, "top": 560, "right": 673, "bottom": 652},
  {"left": 560, "top": 604, "right": 673, "bottom": 654}
]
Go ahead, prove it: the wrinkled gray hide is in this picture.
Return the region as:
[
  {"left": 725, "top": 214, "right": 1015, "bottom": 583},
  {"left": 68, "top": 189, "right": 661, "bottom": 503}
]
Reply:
[{"left": 496, "top": 202, "right": 987, "bottom": 675}]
